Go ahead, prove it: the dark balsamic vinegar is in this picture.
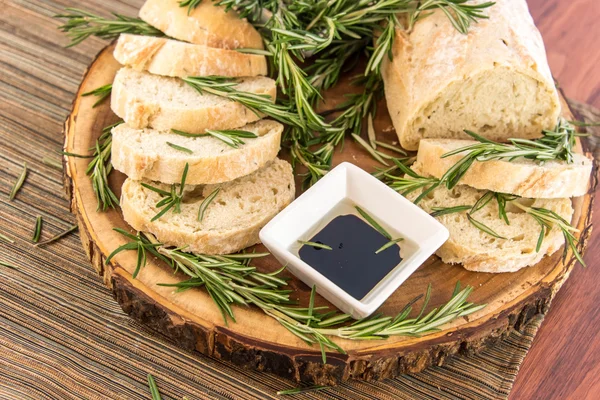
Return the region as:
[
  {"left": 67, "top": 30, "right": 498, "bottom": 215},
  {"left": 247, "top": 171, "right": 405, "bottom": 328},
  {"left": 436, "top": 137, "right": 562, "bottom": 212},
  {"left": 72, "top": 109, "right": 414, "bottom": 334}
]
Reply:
[{"left": 298, "top": 213, "right": 403, "bottom": 300}]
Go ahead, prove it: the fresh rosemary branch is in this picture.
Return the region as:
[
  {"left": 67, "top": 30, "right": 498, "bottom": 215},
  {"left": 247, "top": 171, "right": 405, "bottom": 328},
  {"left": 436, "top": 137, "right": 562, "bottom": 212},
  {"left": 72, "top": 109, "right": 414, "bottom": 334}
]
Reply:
[
  {"left": 9, "top": 163, "right": 28, "bottom": 201},
  {"left": 32, "top": 216, "right": 43, "bottom": 243},
  {"left": 110, "top": 231, "right": 485, "bottom": 361},
  {"left": 89, "top": 122, "right": 121, "bottom": 211},
  {"left": 512, "top": 203, "right": 585, "bottom": 266},
  {"left": 82, "top": 83, "right": 112, "bottom": 108},
  {"left": 55, "top": 8, "right": 164, "bottom": 47},
  {"left": 440, "top": 119, "right": 584, "bottom": 189},
  {"left": 141, "top": 163, "right": 190, "bottom": 222},
  {"left": 379, "top": 159, "right": 441, "bottom": 204}
]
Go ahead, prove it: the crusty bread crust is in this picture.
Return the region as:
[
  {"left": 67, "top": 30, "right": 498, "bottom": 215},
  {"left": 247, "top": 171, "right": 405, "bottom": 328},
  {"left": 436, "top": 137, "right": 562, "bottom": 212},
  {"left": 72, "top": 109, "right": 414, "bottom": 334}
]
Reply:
[
  {"left": 415, "top": 139, "right": 592, "bottom": 198},
  {"left": 114, "top": 34, "right": 268, "bottom": 78},
  {"left": 381, "top": 0, "right": 561, "bottom": 150},
  {"left": 120, "top": 159, "right": 295, "bottom": 255},
  {"left": 139, "top": 0, "right": 264, "bottom": 49},
  {"left": 110, "top": 68, "right": 276, "bottom": 132},
  {"left": 112, "top": 120, "right": 283, "bottom": 184}
]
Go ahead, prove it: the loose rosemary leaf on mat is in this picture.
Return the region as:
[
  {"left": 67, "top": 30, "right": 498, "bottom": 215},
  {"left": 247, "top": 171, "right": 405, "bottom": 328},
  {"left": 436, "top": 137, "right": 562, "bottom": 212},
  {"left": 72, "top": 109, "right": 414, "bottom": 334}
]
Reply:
[
  {"left": 147, "top": 374, "right": 162, "bottom": 400},
  {"left": 0, "top": 261, "right": 18, "bottom": 270},
  {"left": 32, "top": 216, "right": 43, "bottom": 243},
  {"left": 35, "top": 225, "right": 78, "bottom": 247},
  {"left": 9, "top": 163, "right": 28, "bottom": 201},
  {"left": 109, "top": 230, "right": 485, "bottom": 362},
  {"left": 0, "top": 233, "right": 15, "bottom": 243}
]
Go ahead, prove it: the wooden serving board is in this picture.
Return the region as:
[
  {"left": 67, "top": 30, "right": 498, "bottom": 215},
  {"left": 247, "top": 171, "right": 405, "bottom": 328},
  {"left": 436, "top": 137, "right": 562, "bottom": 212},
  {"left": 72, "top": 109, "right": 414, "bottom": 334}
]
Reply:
[{"left": 63, "top": 44, "right": 596, "bottom": 386}]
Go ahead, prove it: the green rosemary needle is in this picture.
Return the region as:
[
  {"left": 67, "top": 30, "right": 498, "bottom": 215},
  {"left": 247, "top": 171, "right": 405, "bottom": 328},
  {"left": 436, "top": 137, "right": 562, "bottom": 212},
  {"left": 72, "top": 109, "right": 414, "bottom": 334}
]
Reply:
[
  {"left": 467, "top": 214, "right": 506, "bottom": 239},
  {"left": 82, "top": 83, "right": 112, "bottom": 108},
  {"left": 355, "top": 206, "right": 391, "bottom": 240},
  {"left": 35, "top": 225, "right": 78, "bottom": 247},
  {"left": 198, "top": 188, "right": 220, "bottom": 222},
  {"left": 277, "top": 385, "right": 329, "bottom": 395},
  {"left": 166, "top": 142, "right": 193, "bottom": 154},
  {"left": 171, "top": 128, "right": 258, "bottom": 148},
  {"left": 375, "top": 238, "right": 404, "bottom": 254},
  {"left": 0, "top": 233, "right": 15, "bottom": 243},
  {"left": 147, "top": 374, "right": 162, "bottom": 400},
  {"left": 141, "top": 163, "right": 190, "bottom": 222},
  {"left": 298, "top": 240, "right": 332, "bottom": 251},
  {"left": 0, "top": 261, "right": 18, "bottom": 270},
  {"left": 32, "top": 216, "right": 43, "bottom": 243},
  {"left": 9, "top": 163, "right": 28, "bottom": 201},
  {"left": 42, "top": 157, "right": 63, "bottom": 171},
  {"left": 430, "top": 205, "right": 473, "bottom": 218}
]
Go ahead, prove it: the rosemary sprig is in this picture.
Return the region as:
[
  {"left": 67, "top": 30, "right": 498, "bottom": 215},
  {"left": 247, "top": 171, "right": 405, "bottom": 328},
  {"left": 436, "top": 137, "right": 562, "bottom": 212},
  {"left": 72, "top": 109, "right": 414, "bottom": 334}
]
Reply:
[
  {"left": 82, "top": 83, "right": 112, "bottom": 108},
  {"left": 298, "top": 240, "right": 332, "bottom": 251},
  {"left": 32, "top": 216, "right": 43, "bottom": 243},
  {"left": 512, "top": 203, "right": 585, "bottom": 266},
  {"left": 440, "top": 119, "right": 584, "bottom": 189},
  {"left": 141, "top": 164, "right": 190, "bottom": 222},
  {"left": 35, "top": 225, "right": 78, "bottom": 247},
  {"left": 178, "top": 0, "right": 202, "bottom": 14},
  {"left": 166, "top": 142, "right": 193, "bottom": 154},
  {"left": 9, "top": 163, "right": 28, "bottom": 201},
  {"left": 379, "top": 160, "right": 441, "bottom": 204},
  {"left": 87, "top": 122, "right": 121, "bottom": 211},
  {"left": 198, "top": 188, "right": 220, "bottom": 222},
  {"left": 147, "top": 374, "right": 162, "bottom": 400},
  {"left": 55, "top": 8, "right": 164, "bottom": 47},
  {"left": 110, "top": 231, "right": 485, "bottom": 361}
]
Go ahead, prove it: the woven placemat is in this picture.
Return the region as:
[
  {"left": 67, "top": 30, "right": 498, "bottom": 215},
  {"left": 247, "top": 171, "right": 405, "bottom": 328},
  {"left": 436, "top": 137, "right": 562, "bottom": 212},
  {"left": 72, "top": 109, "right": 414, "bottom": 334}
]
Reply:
[{"left": 1, "top": 0, "right": 599, "bottom": 397}]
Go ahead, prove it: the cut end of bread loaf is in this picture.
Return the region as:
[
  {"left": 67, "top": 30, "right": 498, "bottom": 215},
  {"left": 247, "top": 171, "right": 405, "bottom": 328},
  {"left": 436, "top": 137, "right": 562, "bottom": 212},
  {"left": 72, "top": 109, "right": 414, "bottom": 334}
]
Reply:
[
  {"left": 398, "top": 67, "right": 561, "bottom": 150},
  {"left": 139, "top": 0, "right": 264, "bottom": 50},
  {"left": 120, "top": 159, "right": 295, "bottom": 255},
  {"left": 110, "top": 68, "right": 276, "bottom": 132},
  {"left": 112, "top": 120, "right": 283, "bottom": 185},
  {"left": 414, "top": 139, "right": 592, "bottom": 198},
  {"left": 406, "top": 169, "right": 573, "bottom": 273},
  {"left": 114, "top": 34, "right": 268, "bottom": 78}
]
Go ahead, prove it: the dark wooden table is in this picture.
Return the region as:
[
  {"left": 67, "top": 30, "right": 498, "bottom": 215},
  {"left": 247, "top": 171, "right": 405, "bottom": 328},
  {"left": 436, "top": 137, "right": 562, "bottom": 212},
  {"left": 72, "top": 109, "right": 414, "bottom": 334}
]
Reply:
[{"left": 0, "top": 0, "right": 599, "bottom": 398}]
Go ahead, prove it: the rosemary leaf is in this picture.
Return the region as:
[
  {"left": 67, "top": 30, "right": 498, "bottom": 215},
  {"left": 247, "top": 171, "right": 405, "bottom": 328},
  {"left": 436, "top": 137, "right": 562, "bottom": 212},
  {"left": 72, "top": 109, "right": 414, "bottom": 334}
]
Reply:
[
  {"left": 0, "top": 233, "right": 15, "bottom": 243},
  {"left": 375, "top": 237, "right": 404, "bottom": 254},
  {"left": 82, "top": 83, "right": 112, "bottom": 108},
  {"left": 198, "top": 188, "right": 220, "bottom": 222},
  {"left": 9, "top": 163, "right": 28, "bottom": 201},
  {"left": 147, "top": 374, "right": 162, "bottom": 400},
  {"left": 430, "top": 205, "right": 472, "bottom": 218},
  {"left": 0, "top": 261, "right": 18, "bottom": 270},
  {"left": 374, "top": 141, "right": 408, "bottom": 155},
  {"left": 166, "top": 142, "right": 193, "bottom": 154},
  {"left": 470, "top": 191, "right": 494, "bottom": 214},
  {"left": 355, "top": 206, "right": 391, "bottom": 239},
  {"left": 298, "top": 240, "right": 332, "bottom": 251},
  {"left": 35, "top": 225, "right": 78, "bottom": 247},
  {"left": 42, "top": 157, "right": 63, "bottom": 171},
  {"left": 351, "top": 133, "right": 389, "bottom": 166},
  {"left": 467, "top": 214, "right": 506, "bottom": 239},
  {"left": 32, "top": 216, "right": 43, "bottom": 243},
  {"left": 367, "top": 113, "right": 377, "bottom": 149}
]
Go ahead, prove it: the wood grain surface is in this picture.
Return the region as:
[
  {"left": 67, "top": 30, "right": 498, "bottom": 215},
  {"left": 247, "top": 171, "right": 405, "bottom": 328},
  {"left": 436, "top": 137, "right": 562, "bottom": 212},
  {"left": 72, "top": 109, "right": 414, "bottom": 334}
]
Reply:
[{"left": 0, "top": 0, "right": 598, "bottom": 398}]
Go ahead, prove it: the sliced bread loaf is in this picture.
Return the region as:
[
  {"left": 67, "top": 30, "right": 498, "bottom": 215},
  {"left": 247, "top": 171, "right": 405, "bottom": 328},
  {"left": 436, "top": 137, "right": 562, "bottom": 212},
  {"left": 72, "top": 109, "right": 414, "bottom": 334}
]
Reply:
[
  {"left": 111, "top": 68, "right": 276, "bottom": 132},
  {"left": 414, "top": 139, "right": 592, "bottom": 198},
  {"left": 381, "top": 0, "right": 561, "bottom": 150},
  {"left": 114, "top": 34, "right": 268, "bottom": 78},
  {"left": 405, "top": 169, "right": 573, "bottom": 273},
  {"left": 121, "top": 159, "right": 295, "bottom": 255},
  {"left": 139, "top": 0, "right": 264, "bottom": 49},
  {"left": 112, "top": 120, "right": 283, "bottom": 185}
]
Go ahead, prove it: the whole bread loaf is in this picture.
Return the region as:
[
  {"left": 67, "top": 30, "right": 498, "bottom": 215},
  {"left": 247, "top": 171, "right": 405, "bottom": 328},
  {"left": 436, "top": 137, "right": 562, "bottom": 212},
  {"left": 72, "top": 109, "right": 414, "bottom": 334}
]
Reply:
[
  {"left": 114, "top": 34, "right": 267, "bottom": 78},
  {"left": 414, "top": 139, "right": 592, "bottom": 198},
  {"left": 381, "top": 0, "right": 561, "bottom": 150},
  {"left": 406, "top": 170, "right": 573, "bottom": 273},
  {"left": 111, "top": 120, "right": 283, "bottom": 185},
  {"left": 111, "top": 68, "right": 276, "bottom": 132},
  {"left": 121, "top": 159, "right": 295, "bottom": 255},
  {"left": 139, "top": 0, "right": 264, "bottom": 49}
]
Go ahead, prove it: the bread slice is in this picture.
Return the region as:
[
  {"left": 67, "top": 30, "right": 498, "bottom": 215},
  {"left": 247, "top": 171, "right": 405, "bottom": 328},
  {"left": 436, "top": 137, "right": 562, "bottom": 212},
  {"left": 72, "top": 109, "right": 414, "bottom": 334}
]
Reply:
[
  {"left": 414, "top": 139, "right": 592, "bottom": 198},
  {"left": 406, "top": 169, "right": 573, "bottom": 273},
  {"left": 112, "top": 120, "right": 283, "bottom": 185},
  {"left": 139, "top": 0, "right": 263, "bottom": 49},
  {"left": 121, "top": 159, "right": 295, "bottom": 255},
  {"left": 114, "top": 34, "right": 268, "bottom": 78},
  {"left": 381, "top": 0, "right": 561, "bottom": 150},
  {"left": 111, "top": 68, "right": 276, "bottom": 132}
]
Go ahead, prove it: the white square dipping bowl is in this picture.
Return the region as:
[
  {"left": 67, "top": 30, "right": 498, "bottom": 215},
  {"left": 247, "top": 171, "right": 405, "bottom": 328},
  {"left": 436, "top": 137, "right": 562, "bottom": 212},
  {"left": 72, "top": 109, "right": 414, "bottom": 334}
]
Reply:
[{"left": 259, "top": 162, "right": 449, "bottom": 319}]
